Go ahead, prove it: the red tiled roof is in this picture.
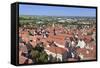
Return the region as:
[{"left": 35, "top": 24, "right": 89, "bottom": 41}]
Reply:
[
  {"left": 46, "top": 46, "right": 67, "bottom": 54},
  {"left": 19, "top": 51, "right": 32, "bottom": 64},
  {"left": 76, "top": 45, "right": 96, "bottom": 59}
]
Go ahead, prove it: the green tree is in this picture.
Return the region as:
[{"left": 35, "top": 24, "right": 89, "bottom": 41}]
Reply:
[{"left": 30, "top": 43, "right": 48, "bottom": 63}]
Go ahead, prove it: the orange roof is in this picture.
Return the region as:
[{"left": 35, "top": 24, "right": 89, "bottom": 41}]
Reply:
[
  {"left": 19, "top": 51, "right": 32, "bottom": 64},
  {"left": 46, "top": 46, "right": 67, "bottom": 54}
]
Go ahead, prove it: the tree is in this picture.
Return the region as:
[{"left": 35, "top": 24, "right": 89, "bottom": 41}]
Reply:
[{"left": 30, "top": 43, "right": 48, "bottom": 63}]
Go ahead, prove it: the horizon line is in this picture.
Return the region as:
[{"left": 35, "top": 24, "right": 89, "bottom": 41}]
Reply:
[{"left": 19, "top": 14, "right": 96, "bottom": 17}]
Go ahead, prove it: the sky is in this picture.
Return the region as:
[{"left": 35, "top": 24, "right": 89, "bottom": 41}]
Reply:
[{"left": 19, "top": 4, "right": 96, "bottom": 17}]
